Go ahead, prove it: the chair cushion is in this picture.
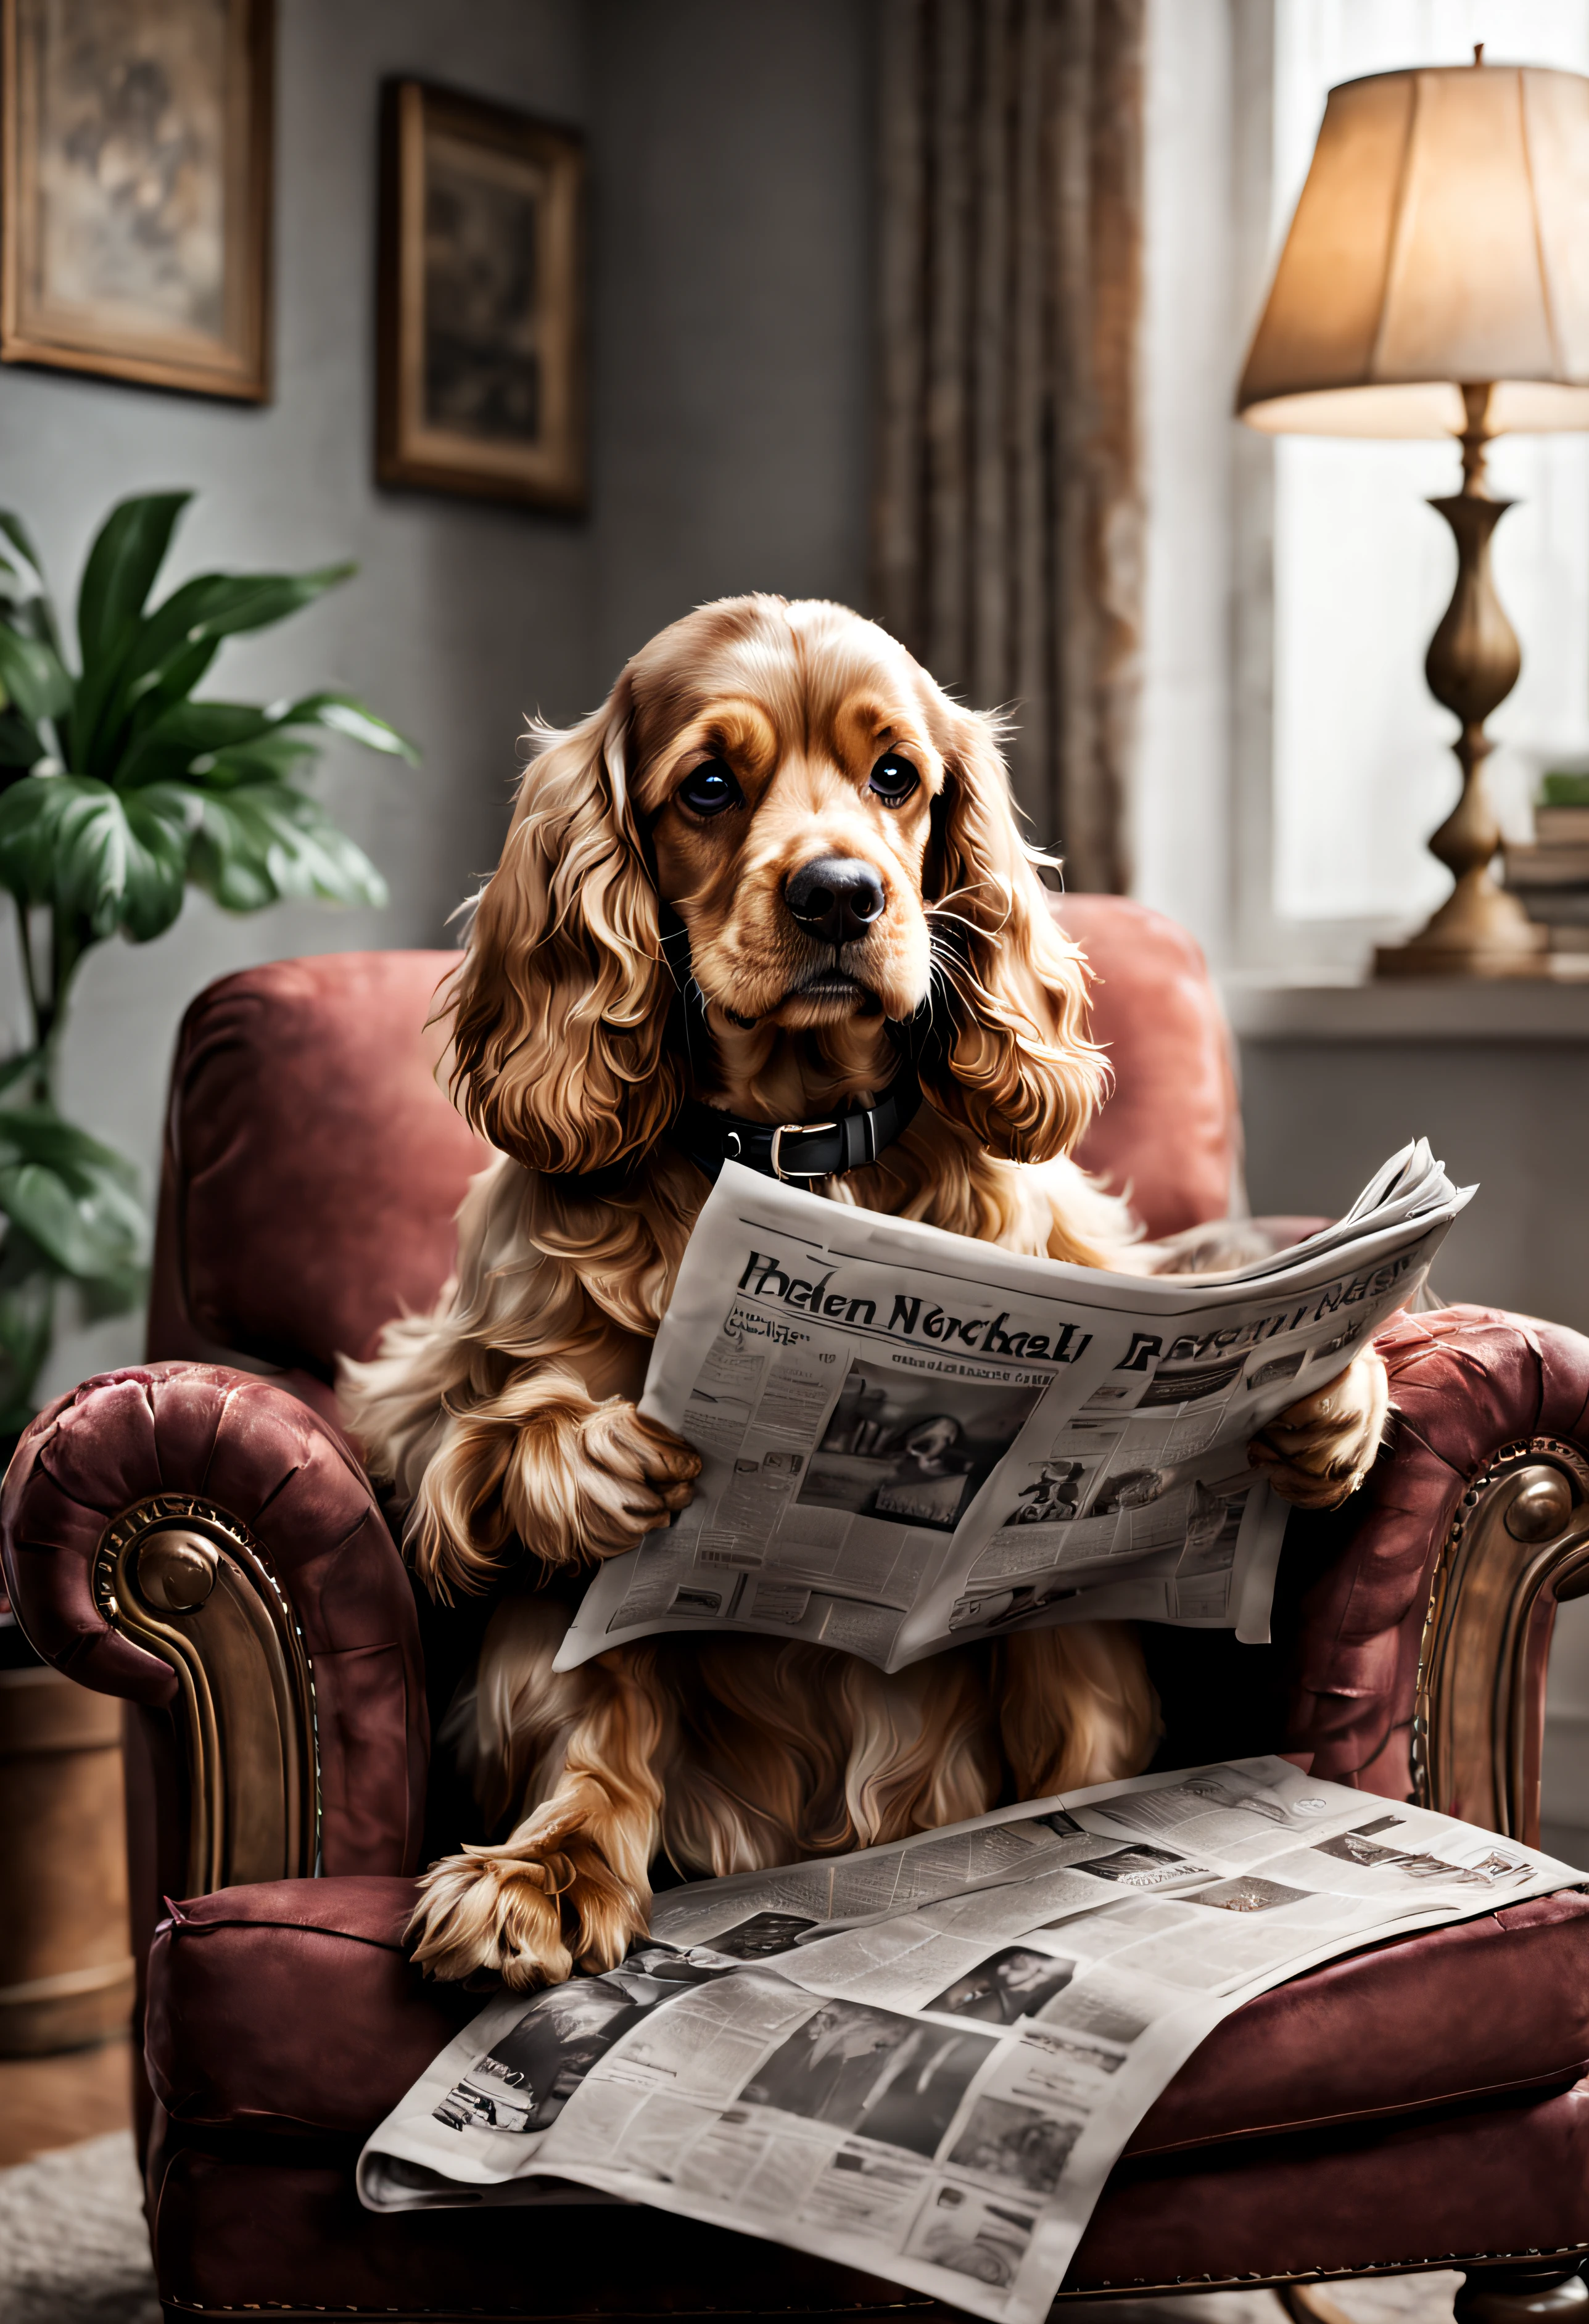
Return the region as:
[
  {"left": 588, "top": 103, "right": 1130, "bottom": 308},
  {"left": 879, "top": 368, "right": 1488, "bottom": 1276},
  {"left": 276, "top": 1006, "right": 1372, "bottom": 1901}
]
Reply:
[
  {"left": 1059, "top": 895, "right": 1242, "bottom": 1239},
  {"left": 147, "top": 951, "right": 490, "bottom": 1378},
  {"left": 147, "top": 1880, "right": 474, "bottom": 2139},
  {"left": 145, "top": 1876, "right": 1589, "bottom": 2153},
  {"left": 143, "top": 2082, "right": 1589, "bottom": 2310},
  {"left": 146, "top": 2138, "right": 937, "bottom": 2318}
]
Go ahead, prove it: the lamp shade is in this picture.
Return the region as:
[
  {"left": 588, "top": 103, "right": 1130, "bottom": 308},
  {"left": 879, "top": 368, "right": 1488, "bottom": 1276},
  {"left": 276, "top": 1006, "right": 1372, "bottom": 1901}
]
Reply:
[{"left": 1238, "top": 62, "right": 1589, "bottom": 437}]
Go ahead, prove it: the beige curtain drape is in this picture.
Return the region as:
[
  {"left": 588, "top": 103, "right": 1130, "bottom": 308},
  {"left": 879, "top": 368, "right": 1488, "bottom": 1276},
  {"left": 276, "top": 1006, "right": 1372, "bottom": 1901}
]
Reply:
[{"left": 872, "top": 0, "right": 1144, "bottom": 890}]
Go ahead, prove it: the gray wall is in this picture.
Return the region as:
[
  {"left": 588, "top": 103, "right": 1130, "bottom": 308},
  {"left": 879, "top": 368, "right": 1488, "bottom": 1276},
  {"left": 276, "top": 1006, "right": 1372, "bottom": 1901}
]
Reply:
[
  {"left": 3, "top": 0, "right": 876, "bottom": 1398},
  {"left": 590, "top": 0, "right": 874, "bottom": 680},
  {"left": 1240, "top": 1037, "right": 1589, "bottom": 1337},
  {"left": 1239, "top": 1024, "right": 1589, "bottom": 1840},
  {"left": 7, "top": 0, "right": 596, "bottom": 1397}
]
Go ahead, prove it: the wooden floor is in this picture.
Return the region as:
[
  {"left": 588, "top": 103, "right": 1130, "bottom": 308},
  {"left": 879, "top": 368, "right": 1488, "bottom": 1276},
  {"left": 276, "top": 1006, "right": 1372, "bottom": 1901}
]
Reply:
[{"left": 0, "top": 2035, "right": 134, "bottom": 2168}]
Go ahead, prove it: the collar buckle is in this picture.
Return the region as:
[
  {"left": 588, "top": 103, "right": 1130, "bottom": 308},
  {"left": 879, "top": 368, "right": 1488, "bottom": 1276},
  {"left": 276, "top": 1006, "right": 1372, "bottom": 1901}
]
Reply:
[{"left": 768, "top": 1121, "right": 838, "bottom": 1182}]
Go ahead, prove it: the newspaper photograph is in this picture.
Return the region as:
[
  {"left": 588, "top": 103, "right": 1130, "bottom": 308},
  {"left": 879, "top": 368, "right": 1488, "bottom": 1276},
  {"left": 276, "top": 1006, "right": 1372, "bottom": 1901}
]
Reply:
[
  {"left": 556, "top": 1143, "right": 1472, "bottom": 1673},
  {"left": 360, "top": 1756, "right": 1581, "bottom": 2324}
]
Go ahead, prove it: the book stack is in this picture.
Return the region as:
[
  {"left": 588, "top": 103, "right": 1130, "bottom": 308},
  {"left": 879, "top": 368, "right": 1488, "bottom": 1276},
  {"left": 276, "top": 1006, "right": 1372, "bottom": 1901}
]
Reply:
[{"left": 1503, "top": 771, "right": 1589, "bottom": 954}]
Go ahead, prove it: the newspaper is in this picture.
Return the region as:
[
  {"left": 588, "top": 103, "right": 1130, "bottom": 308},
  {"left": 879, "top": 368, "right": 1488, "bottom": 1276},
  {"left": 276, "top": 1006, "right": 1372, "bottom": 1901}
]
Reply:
[
  {"left": 556, "top": 1142, "right": 1472, "bottom": 1673},
  {"left": 360, "top": 1757, "right": 1582, "bottom": 2323}
]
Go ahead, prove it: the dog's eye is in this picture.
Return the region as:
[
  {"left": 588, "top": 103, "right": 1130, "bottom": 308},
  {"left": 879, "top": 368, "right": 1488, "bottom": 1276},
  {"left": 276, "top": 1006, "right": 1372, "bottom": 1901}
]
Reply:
[
  {"left": 867, "top": 754, "right": 919, "bottom": 806},
  {"left": 679, "top": 759, "right": 743, "bottom": 817}
]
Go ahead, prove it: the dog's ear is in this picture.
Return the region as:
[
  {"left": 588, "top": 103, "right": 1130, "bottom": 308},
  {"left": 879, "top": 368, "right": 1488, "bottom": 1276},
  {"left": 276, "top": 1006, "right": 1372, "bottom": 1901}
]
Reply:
[
  {"left": 448, "top": 676, "right": 682, "bottom": 1176},
  {"left": 918, "top": 707, "right": 1108, "bottom": 1163}
]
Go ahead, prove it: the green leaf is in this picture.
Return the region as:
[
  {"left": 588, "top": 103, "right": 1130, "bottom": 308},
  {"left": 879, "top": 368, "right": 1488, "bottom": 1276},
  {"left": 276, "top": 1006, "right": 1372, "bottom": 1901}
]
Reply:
[
  {"left": 76, "top": 492, "right": 191, "bottom": 676},
  {"left": 83, "top": 560, "right": 355, "bottom": 778},
  {"left": 112, "top": 636, "right": 222, "bottom": 748},
  {"left": 201, "top": 733, "right": 320, "bottom": 786},
  {"left": 0, "top": 764, "right": 386, "bottom": 928},
  {"left": 0, "top": 1263, "right": 59, "bottom": 1428},
  {"left": 114, "top": 686, "right": 416, "bottom": 789},
  {"left": 0, "top": 516, "right": 65, "bottom": 678},
  {"left": 76, "top": 1263, "right": 146, "bottom": 1321},
  {"left": 0, "top": 1105, "right": 146, "bottom": 1281},
  {"left": 188, "top": 782, "right": 388, "bottom": 913},
  {"left": 0, "top": 627, "right": 72, "bottom": 725},
  {"left": 1, "top": 1164, "right": 123, "bottom": 1277},
  {"left": 0, "top": 565, "right": 41, "bottom": 617},
  {"left": 0, "top": 513, "right": 49, "bottom": 600},
  {"left": 283, "top": 691, "right": 419, "bottom": 762},
  {"left": 123, "top": 566, "right": 352, "bottom": 707},
  {"left": 0, "top": 513, "right": 64, "bottom": 659},
  {"left": 114, "top": 697, "right": 279, "bottom": 788},
  {"left": 0, "top": 776, "right": 59, "bottom": 904},
  {"left": 0, "top": 708, "right": 43, "bottom": 768},
  {"left": 0, "top": 1052, "right": 46, "bottom": 1103},
  {"left": 0, "top": 773, "right": 189, "bottom": 941},
  {"left": 119, "top": 784, "right": 196, "bottom": 939}
]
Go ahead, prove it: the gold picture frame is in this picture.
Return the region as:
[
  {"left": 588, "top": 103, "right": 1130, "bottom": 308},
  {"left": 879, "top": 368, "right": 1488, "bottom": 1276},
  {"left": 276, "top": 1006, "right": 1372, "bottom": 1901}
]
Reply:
[
  {"left": 1, "top": 0, "right": 272, "bottom": 401},
  {"left": 378, "top": 80, "right": 586, "bottom": 513}
]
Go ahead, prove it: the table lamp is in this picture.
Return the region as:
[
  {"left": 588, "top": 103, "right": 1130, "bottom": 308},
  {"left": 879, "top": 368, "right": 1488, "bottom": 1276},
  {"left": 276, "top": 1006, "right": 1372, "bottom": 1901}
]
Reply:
[{"left": 1237, "top": 51, "right": 1589, "bottom": 978}]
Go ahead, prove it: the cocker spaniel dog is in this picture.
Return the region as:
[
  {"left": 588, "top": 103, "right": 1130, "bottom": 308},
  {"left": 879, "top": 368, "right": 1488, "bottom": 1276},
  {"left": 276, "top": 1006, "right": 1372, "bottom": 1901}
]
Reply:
[{"left": 343, "top": 595, "right": 1388, "bottom": 1993}]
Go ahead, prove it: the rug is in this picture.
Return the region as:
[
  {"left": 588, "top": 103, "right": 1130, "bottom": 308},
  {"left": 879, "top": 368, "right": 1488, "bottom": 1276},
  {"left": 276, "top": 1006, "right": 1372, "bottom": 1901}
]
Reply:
[
  {"left": 0, "top": 2133, "right": 158, "bottom": 2324},
  {"left": 0, "top": 2128, "right": 1466, "bottom": 2324}
]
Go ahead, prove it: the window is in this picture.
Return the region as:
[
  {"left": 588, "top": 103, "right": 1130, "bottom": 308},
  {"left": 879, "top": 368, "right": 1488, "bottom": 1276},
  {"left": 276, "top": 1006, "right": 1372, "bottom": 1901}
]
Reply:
[{"left": 1268, "top": 0, "right": 1589, "bottom": 942}]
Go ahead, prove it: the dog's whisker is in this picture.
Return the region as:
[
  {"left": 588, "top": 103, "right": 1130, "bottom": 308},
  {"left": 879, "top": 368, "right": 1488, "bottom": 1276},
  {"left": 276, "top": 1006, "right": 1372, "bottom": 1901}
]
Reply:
[
  {"left": 929, "top": 879, "right": 1017, "bottom": 939},
  {"left": 926, "top": 933, "right": 972, "bottom": 988}
]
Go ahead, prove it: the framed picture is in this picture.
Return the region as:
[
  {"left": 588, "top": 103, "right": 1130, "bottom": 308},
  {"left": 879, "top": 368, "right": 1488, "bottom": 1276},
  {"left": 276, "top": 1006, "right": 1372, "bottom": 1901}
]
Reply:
[
  {"left": 378, "top": 80, "right": 586, "bottom": 513},
  {"left": 0, "top": 0, "right": 272, "bottom": 400}
]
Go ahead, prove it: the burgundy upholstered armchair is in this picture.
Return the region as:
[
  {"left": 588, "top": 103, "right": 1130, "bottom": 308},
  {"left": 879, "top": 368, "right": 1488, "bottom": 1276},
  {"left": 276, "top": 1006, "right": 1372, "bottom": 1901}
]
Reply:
[{"left": 6, "top": 898, "right": 1589, "bottom": 2324}]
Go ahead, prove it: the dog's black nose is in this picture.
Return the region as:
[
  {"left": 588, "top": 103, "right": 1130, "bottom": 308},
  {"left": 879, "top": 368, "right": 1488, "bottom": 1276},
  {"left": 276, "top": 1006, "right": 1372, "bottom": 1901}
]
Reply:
[{"left": 784, "top": 857, "right": 886, "bottom": 947}]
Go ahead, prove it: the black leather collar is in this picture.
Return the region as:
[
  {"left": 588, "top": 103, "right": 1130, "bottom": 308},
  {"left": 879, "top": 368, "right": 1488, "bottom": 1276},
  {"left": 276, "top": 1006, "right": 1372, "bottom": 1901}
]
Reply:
[
  {"left": 671, "top": 1070, "right": 922, "bottom": 1185},
  {"left": 540, "top": 907, "right": 928, "bottom": 1197}
]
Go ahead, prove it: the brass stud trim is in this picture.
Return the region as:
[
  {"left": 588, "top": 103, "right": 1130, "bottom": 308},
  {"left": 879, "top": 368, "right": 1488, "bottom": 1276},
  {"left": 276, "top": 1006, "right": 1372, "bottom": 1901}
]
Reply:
[
  {"left": 93, "top": 1493, "right": 320, "bottom": 1895},
  {"left": 1413, "top": 1437, "right": 1589, "bottom": 1839},
  {"left": 149, "top": 2249, "right": 1589, "bottom": 2314}
]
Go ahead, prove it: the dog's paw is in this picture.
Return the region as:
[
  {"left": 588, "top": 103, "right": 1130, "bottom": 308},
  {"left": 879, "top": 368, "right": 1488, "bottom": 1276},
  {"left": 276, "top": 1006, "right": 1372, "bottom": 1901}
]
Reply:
[
  {"left": 407, "top": 1827, "right": 649, "bottom": 1991},
  {"left": 570, "top": 1400, "right": 702, "bottom": 1560},
  {"left": 1247, "top": 1345, "right": 1390, "bottom": 1511},
  {"left": 506, "top": 1398, "right": 701, "bottom": 1567}
]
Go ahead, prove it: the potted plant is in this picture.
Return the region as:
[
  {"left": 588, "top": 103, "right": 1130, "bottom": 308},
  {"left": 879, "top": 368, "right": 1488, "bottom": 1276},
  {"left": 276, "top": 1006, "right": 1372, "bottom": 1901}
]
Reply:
[{"left": 0, "top": 490, "right": 415, "bottom": 1427}]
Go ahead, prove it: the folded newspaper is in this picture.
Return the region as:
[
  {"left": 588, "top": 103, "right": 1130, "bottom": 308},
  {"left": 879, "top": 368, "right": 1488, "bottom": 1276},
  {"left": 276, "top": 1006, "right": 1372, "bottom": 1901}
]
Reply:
[
  {"left": 360, "top": 1758, "right": 1581, "bottom": 2322},
  {"left": 556, "top": 1141, "right": 1472, "bottom": 1673}
]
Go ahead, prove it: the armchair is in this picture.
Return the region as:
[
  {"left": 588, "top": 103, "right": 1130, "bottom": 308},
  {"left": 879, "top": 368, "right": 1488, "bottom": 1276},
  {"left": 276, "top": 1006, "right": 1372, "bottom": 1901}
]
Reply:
[{"left": 5, "top": 911, "right": 1589, "bottom": 2324}]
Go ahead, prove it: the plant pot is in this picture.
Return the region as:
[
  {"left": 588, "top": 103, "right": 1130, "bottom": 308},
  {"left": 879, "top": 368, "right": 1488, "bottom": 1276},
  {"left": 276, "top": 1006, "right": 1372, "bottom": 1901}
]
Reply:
[{"left": 0, "top": 1666, "right": 134, "bottom": 2055}]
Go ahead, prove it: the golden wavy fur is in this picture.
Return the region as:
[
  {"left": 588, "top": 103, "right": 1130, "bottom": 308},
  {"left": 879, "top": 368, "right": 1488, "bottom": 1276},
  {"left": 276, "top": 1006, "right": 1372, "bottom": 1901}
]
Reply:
[{"left": 342, "top": 595, "right": 1388, "bottom": 1993}]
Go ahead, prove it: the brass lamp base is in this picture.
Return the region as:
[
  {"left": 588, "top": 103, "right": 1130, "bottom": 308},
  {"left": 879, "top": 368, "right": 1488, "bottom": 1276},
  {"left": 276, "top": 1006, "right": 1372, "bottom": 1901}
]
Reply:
[
  {"left": 1373, "top": 874, "right": 1551, "bottom": 979},
  {"left": 1374, "top": 936, "right": 1551, "bottom": 978},
  {"left": 1372, "top": 382, "right": 1551, "bottom": 981}
]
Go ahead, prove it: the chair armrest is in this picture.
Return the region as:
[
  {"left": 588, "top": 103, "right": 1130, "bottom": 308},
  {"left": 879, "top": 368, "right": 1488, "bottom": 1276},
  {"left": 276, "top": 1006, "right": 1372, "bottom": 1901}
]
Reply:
[
  {"left": 1285, "top": 1304, "right": 1589, "bottom": 1841},
  {"left": 0, "top": 1362, "right": 428, "bottom": 1894}
]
